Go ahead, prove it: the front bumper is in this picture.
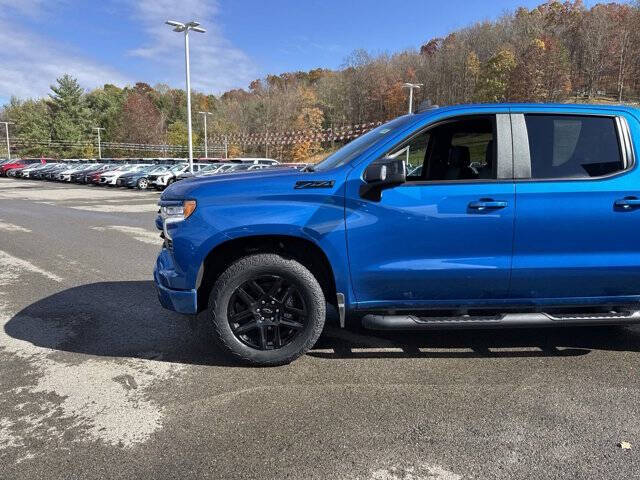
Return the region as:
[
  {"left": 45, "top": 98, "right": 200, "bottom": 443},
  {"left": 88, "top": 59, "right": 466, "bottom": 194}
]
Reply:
[
  {"left": 154, "top": 248, "right": 198, "bottom": 314},
  {"left": 118, "top": 177, "right": 137, "bottom": 187},
  {"left": 150, "top": 176, "right": 170, "bottom": 188}
]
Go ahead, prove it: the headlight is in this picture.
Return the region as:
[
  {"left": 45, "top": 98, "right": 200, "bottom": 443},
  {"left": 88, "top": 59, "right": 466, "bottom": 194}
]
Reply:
[{"left": 161, "top": 200, "right": 197, "bottom": 221}]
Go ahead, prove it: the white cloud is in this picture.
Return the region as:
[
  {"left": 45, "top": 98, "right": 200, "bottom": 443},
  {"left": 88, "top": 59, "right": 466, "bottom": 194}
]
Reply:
[
  {"left": 127, "top": 0, "right": 257, "bottom": 93},
  {"left": 0, "top": 21, "right": 132, "bottom": 100},
  {"left": 0, "top": 0, "right": 256, "bottom": 101},
  {"left": 0, "top": 2, "right": 132, "bottom": 100}
]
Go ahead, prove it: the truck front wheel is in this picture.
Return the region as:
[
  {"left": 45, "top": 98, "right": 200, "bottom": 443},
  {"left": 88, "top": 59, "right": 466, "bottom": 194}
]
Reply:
[{"left": 207, "top": 253, "right": 326, "bottom": 366}]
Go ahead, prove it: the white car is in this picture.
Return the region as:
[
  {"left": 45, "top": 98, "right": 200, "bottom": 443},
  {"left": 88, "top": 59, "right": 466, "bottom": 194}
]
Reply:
[
  {"left": 149, "top": 163, "right": 211, "bottom": 189},
  {"left": 99, "top": 164, "right": 151, "bottom": 186},
  {"left": 20, "top": 163, "right": 50, "bottom": 178}
]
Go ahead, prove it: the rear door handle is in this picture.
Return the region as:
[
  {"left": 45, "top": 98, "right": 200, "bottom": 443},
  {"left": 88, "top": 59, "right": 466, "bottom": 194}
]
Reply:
[
  {"left": 615, "top": 197, "right": 640, "bottom": 210},
  {"left": 468, "top": 199, "right": 508, "bottom": 211}
]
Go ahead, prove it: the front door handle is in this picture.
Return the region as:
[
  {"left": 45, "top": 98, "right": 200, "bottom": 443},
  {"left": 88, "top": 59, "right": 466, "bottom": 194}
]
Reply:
[
  {"left": 615, "top": 196, "right": 640, "bottom": 210},
  {"left": 468, "top": 199, "right": 508, "bottom": 211}
]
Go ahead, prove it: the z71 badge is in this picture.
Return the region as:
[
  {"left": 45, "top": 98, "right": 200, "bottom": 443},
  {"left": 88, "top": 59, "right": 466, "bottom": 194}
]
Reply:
[{"left": 294, "top": 180, "right": 335, "bottom": 189}]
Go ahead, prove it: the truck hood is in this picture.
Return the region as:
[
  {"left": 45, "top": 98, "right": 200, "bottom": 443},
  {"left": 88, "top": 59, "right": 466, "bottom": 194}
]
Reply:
[{"left": 161, "top": 167, "right": 305, "bottom": 200}]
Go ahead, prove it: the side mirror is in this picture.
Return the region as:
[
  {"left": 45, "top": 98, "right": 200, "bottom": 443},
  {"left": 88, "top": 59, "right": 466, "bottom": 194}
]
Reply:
[{"left": 360, "top": 157, "right": 406, "bottom": 201}]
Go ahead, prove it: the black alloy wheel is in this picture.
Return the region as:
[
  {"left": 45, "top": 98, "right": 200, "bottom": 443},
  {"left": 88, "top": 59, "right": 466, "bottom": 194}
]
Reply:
[{"left": 227, "top": 275, "right": 307, "bottom": 350}]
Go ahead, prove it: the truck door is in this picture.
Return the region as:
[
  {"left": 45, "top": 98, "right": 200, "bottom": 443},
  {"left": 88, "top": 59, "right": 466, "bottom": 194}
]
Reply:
[
  {"left": 510, "top": 110, "right": 640, "bottom": 300},
  {"left": 345, "top": 113, "right": 516, "bottom": 309}
]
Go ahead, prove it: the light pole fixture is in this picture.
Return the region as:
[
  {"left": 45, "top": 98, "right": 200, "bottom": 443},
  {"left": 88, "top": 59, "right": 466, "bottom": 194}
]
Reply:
[
  {"left": 166, "top": 20, "right": 206, "bottom": 174},
  {"left": 0, "top": 121, "right": 14, "bottom": 160},
  {"left": 402, "top": 83, "right": 423, "bottom": 114},
  {"left": 93, "top": 127, "right": 105, "bottom": 159},
  {"left": 198, "top": 111, "right": 213, "bottom": 158}
]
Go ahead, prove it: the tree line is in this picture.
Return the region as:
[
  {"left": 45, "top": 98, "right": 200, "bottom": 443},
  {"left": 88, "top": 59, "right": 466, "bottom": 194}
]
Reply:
[{"left": 2, "top": 1, "right": 639, "bottom": 161}]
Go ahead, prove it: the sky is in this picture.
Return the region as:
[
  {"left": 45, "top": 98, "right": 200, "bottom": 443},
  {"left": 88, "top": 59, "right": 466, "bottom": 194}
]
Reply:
[{"left": 0, "top": 0, "right": 608, "bottom": 104}]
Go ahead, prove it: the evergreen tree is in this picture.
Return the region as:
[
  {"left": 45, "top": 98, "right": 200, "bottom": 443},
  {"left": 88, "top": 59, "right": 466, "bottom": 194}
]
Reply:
[
  {"left": 86, "top": 84, "right": 125, "bottom": 143},
  {"left": 48, "top": 75, "right": 92, "bottom": 157}
]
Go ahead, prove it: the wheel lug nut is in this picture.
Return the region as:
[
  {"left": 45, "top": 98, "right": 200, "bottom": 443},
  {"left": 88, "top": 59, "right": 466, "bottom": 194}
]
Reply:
[
  {"left": 271, "top": 301, "right": 275, "bottom": 304},
  {"left": 261, "top": 300, "right": 265, "bottom": 304}
]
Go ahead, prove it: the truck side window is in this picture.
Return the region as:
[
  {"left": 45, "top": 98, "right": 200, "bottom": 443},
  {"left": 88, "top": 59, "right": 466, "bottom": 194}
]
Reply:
[
  {"left": 397, "top": 132, "right": 430, "bottom": 176},
  {"left": 524, "top": 115, "right": 624, "bottom": 179},
  {"left": 392, "top": 116, "right": 496, "bottom": 182}
]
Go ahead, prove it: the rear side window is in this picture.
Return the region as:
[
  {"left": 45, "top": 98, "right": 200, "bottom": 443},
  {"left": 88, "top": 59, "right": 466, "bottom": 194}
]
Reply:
[{"left": 525, "top": 115, "right": 624, "bottom": 179}]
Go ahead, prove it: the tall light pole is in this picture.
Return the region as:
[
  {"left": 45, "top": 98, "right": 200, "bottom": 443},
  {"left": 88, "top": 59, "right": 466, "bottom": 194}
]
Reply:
[
  {"left": 402, "top": 83, "right": 423, "bottom": 114},
  {"left": 93, "top": 127, "right": 105, "bottom": 159},
  {"left": 166, "top": 20, "right": 206, "bottom": 174},
  {"left": 0, "top": 121, "right": 13, "bottom": 160},
  {"left": 198, "top": 111, "right": 212, "bottom": 158}
]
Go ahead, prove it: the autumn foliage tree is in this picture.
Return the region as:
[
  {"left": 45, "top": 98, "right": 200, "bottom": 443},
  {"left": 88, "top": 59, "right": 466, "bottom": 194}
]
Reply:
[
  {"left": 117, "top": 90, "right": 164, "bottom": 145},
  {"left": 474, "top": 49, "right": 516, "bottom": 102},
  {"left": 509, "top": 38, "right": 571, "bottom": 101}
]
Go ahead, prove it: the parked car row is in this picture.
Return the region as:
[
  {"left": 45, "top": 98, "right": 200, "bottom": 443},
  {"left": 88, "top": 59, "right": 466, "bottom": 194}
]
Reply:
[{"left": 0, "top": 157, "right": 308, "bottom": 191}]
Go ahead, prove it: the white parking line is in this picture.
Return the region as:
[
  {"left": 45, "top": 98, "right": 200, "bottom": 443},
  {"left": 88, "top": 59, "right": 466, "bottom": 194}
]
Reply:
[
  {"left": 91, "top": 225, "right": 162, "bottom": 245},
  {"left": 71, "top": 204, "right": 158, "bottom": 213},
  {"left": 0, "top": 221, "right": 31, "bottom": 233},
  {"left": 0, "top": 185, "right": 156, "bottom": 203},
  {"left": 0, "top": 250, "right": 62, "bottom": 282}
]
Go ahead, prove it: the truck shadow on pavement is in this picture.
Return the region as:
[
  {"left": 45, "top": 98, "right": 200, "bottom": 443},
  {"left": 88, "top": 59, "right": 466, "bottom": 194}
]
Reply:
[{"left": 5, "top": 281, "right": 640, "bottom": 365}]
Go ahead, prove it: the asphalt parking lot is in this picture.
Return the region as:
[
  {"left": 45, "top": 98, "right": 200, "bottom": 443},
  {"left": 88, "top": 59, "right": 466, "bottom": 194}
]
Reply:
[{"left": 1, "top": 177, "right": 640, "bottom": 479}]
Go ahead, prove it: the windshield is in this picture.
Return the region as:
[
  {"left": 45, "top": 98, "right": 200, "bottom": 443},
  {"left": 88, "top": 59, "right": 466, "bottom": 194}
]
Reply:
[
  {"left": 170, "top": 164, "right": 187, "bottom": 173},
  {"left": 312, "top": 115, "right": 416, "bottom": 172}
]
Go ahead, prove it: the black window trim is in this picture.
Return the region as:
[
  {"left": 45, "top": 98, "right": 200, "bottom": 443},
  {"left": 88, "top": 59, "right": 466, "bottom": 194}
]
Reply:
[
  {"left": 372, "top": 113, "right": 514, "bottom": 186},
  {"left": 512, "top": 112, "right": 635, "bottom": 183}
]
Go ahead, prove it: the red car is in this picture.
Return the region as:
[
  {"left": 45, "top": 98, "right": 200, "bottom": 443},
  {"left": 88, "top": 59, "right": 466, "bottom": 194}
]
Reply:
[
  {"left": 0, "top": 159, "right": 41, "bottom": 176},
  {"left": 89, "top": 169, "right": 109, "bottom": 184}
]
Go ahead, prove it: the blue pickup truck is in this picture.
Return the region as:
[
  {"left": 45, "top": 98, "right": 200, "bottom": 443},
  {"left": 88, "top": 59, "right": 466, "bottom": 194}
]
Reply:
[{"left": 154, "top": 103, "right": 640, "bottom": 366}]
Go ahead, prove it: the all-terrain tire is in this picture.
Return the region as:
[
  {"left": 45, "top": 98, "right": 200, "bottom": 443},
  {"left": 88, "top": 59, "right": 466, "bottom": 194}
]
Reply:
[{"left": 207, "top": 253, "right": 326, "bottom": 366}]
